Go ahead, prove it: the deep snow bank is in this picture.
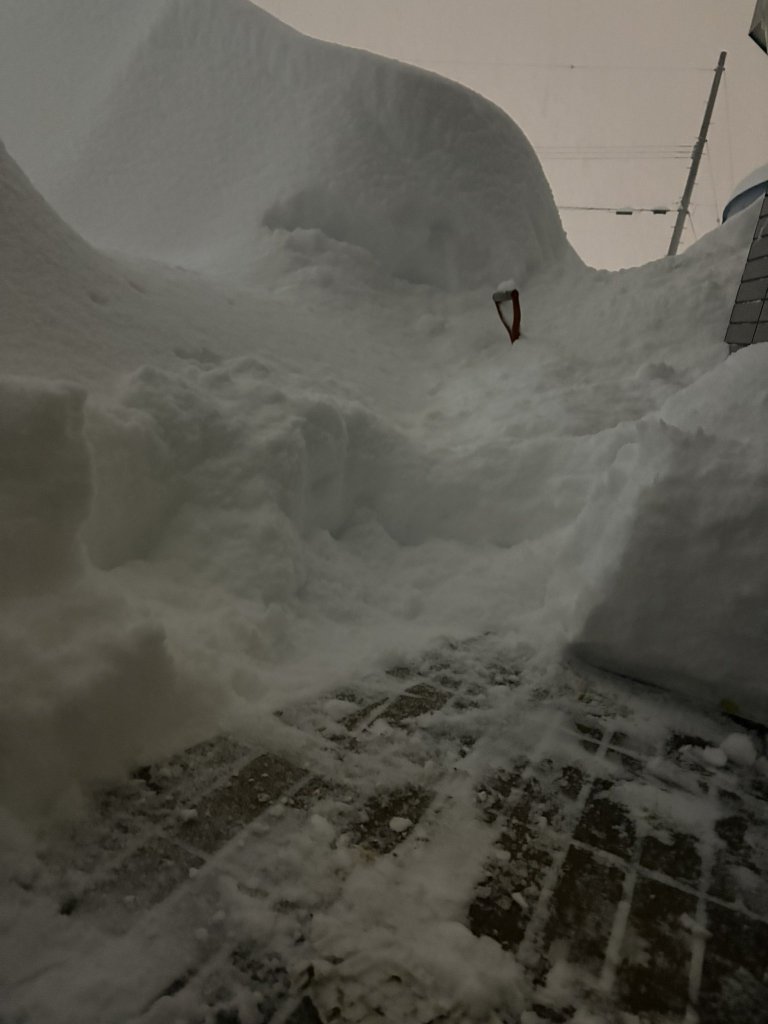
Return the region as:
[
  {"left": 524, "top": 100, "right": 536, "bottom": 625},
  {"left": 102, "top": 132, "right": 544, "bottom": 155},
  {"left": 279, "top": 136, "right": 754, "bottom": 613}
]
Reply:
[
  {"left": 0, "top": 0, "right": 568, "bottom": 288},
  {"left": 0, "top": 376, "right": 212, "bottom": 816},
  {"left": 566, "top": 343, "right": 768, "bottom": 723},
  {"left": 0, "top": 137, "right": 126, "bottom": 370},
  {"left": 0, "top": 0, "right": 764, "bottom": 821}
]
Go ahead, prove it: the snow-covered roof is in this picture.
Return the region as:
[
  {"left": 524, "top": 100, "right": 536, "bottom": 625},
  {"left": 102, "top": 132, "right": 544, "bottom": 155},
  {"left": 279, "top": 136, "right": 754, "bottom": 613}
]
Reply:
[
  {"left": 727, "top": 162, "right": 768, "bottom": 205},
  {"left": 723, "top": 161, "right": 768, "bottom": 220}
]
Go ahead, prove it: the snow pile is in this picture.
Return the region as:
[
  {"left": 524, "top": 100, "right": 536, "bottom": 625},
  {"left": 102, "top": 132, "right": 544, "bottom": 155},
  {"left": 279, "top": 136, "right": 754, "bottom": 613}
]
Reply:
[
  {"left": 0, "top": 378, "right": 90, "bottom": 600},
  {"left": 0, "top": 377, "right": 211, "bottom": 816},
  {"left": 567, "top": 342, "right": 768, "bottom": 722},
  {"left": 308, "top": 784, "right": 524, "bottom": 1022},
  {"left": 0, "top": 137, "right": 129, "bottom": 377},
  {"left": 0, "top": 0, "right": 765, "bottom": 818},
  {"left": 0, "top": 0, "right": 567, "bottom": 289}
]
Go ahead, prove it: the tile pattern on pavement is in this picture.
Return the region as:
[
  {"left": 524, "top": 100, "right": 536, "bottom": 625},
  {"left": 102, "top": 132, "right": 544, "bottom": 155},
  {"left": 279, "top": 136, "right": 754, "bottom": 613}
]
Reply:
[{"left": 13, "top": 638, "right": 768, "bottom": 1024}]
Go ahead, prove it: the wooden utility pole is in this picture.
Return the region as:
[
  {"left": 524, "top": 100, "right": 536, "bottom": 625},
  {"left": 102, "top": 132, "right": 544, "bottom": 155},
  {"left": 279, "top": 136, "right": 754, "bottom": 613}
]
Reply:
[{"left": 667, "top": 51, "right": 727, "bottom": 257}]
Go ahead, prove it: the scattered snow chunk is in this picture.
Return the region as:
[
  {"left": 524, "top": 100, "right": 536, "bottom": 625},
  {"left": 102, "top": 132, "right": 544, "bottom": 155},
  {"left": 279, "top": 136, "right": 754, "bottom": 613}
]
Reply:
[
  {"left": 721, "top": 732, "right": 757, "bottom": 767},
  {"left": 310, "top": 814, "right": 335, "bottom": 842},
  {"left": 369, "top": 718, "right": 394, "bottom": 737},
  {"left": 699, "top": 746, "right": 728, "bottom": 768},
  {"left": 389, "top": 817, "right": 413, "bottom": 834},
  {"left": 511, "top": 892, "right": 528, "bottom": 911},
  {"left": 496, "top": 278, "right": 517, "bottom": 292}
]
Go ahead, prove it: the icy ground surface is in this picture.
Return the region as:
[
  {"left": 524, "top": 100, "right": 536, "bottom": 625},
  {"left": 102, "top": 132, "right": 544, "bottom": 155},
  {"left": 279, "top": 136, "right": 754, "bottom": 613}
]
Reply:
[
  {"left": 2, "top": 0, "right": 768, "bottom": 1019},
  {"left": 3, "top": 638, "right": 768, "bottom": 1024}
]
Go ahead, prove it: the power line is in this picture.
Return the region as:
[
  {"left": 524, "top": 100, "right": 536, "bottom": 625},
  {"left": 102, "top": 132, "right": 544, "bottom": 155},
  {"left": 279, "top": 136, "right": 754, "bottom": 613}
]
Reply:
[
  {"left": 558, "top": 205, "right": 671, "bottom": 214},
  {"left": 535, "top": 143, "right": 694, "bottom": 163},
  {"left": 404, "top": 59, "right": 714, "bottom": 73},
  {"left": 539, "top": 145, "right": 691, "bottom": 151},
  {"left": 541, "top": 152, "right": 691, "bottom": 162}
]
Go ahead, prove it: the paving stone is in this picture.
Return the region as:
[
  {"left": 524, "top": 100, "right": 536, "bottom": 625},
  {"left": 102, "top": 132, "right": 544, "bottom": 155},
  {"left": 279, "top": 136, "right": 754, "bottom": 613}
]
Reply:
[
  {"left": 573, "top": 781, "right": 636, "bottom": 860},
  {"left": 541, "top": 845, "right": 625, "bottom": 977},
  {"left": 339, "top": 698, "right": 388, "bottom": 733},
  {"left": 615, "top": 876, "right": 696, "bottom": 1018},
  {"left": 706, "top": 904, "right": 768, "bottom": 978},
  {"left": 174, "top": 753, "right": 306, "bottom": 853},
  {"left": 715, "top": 812, "right": 751, "bottom": 853},
  {"left": 508, "top": 775, "right": 568, "bottom": 832},
  {"left": 73, "top": 838, "right": 204, "bottom": 921},
  {"left": 608, "top": 730, "right": 656, "bottom": 758},
  {"left": 476, "top": 764, "right": 527, "bottom": 823},
  {"left": 698, "top": 956, "right": 768, "bottom": 1024},
  {"left": 286, "top": 775, "right": 347, "bottom": 811},
  {"left": 640, "top": 831, "right": 702, "bottom": 885},
  {"left": 699, "top": 905, "right": 768, "bottom": 1022},
  {"left": 555, "top": 765, "right": 587, "bottom": 801},
  {"left": 572, "top": 720, "right": 604, "bottom": 754},
  {"left": 468, "top": 824, "right": 553, "bottom": 953},
  {"left": 349, "top": 784, "right": 433, "bottom": 854},
  {"left": 709, "top": 807, "right": 763, "bottom": 905},
  {"left": 377, "top": 683, "right": 451, "bottom": 726},
  {"left": 385, "top": 664, "right": 417, "bottom": 680},
  {"left": 485, "top": 660, "right": 522, "bottom": 689},
  {"left": 529, "top": 1004, "right": 573, "bottom": 1022}
]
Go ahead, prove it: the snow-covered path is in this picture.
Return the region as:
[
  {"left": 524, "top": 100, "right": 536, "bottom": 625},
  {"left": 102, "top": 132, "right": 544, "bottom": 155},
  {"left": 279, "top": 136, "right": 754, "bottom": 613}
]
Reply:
[{"left": 4, "top": 638, "right": 767, "bottom": 1024}]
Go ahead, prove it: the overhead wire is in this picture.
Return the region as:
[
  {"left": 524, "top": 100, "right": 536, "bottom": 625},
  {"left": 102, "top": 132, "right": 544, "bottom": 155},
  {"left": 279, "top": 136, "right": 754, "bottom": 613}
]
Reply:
[
  {"left": 401, "top": 52, "right": 718, "bottom": 258},
  {"left": 539, "top": 148, "right": 691, "bottom": 161},
  {"left": 401, "top": 59, "right": 714, "bottom": 73},
  {"left": 558, "top": 205, "right": 671, "bottom": 213}
]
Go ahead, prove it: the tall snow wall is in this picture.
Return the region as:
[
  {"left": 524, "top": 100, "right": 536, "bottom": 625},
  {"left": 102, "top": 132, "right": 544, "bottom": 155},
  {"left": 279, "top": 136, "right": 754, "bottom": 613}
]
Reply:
[
  {"left": 0, "top": 0, "right": 569, "bottom": 288},
  {"left": 566, "top": 343, "right": 768, "bottom": 725}
]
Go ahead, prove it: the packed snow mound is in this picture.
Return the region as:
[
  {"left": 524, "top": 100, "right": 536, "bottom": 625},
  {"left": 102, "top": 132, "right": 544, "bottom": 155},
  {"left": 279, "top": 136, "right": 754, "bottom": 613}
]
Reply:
[
  {"left": 0, "top": 0, "right": 764, "bottom": 818},
  {"left": 0, "top": 135, "right": 369, "bottom": 390},
  {"left": 566, "top": 344, "right": 768, "bottom": 723},
  {"left": 0, "top": 138, "right": 123, "bottom": 334},
  {"left": 0, "top": 376, "right": 215, "bottom": 816},
  {"left": 0, "top": 0, "right": 568, "bottom": 288}
]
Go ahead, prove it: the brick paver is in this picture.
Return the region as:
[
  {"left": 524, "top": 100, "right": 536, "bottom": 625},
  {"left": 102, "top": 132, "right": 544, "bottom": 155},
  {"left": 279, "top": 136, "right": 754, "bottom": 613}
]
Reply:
[{"left": 12, "top": 639, "right": 768, "bottom": 1023}]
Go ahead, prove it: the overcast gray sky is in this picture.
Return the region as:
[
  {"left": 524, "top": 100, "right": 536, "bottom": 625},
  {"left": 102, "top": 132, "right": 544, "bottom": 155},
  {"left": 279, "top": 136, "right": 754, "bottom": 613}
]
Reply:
[{"left": 255, "top": 0, "right": 768, "bottom": 269}]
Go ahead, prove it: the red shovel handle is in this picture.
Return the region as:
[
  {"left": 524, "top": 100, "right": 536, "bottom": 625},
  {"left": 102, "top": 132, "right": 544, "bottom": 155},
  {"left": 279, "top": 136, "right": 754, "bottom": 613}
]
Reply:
[{"left": 493, "top": 289, "right": 521, "bottom": 344}]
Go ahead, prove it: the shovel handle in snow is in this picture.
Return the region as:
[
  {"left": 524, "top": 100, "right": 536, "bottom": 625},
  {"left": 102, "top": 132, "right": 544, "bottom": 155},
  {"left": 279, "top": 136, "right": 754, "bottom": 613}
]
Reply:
[{"left": 493, "top": 288, "right": 521, "bottom": 344}]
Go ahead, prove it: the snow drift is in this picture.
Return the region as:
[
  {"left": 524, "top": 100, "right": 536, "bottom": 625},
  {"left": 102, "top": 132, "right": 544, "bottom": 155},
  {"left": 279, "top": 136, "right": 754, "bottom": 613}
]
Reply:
[
  {"left": 0, "top": 0, "right": 766, "bottom": 818},
  {"left": 0, "top": 0, "right": 567, "bottom": 289},
  {"left": 0, "top": 375, "right": 207, "bottom": 817},
  {"left": 568, "top": 343, "right": 768, "bottom": 723}
]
